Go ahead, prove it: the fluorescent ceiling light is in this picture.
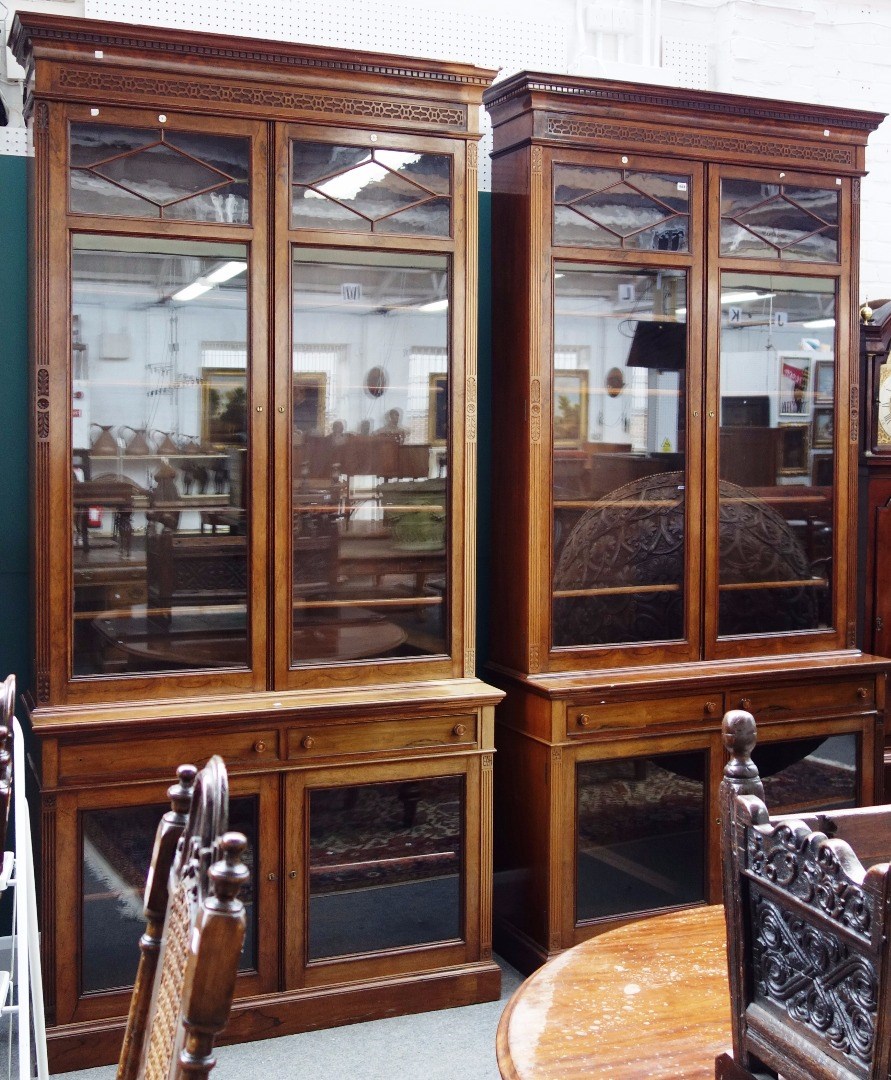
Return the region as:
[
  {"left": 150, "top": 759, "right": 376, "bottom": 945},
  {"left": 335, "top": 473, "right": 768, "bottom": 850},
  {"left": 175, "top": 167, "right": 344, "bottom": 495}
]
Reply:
[
  {"left": 172, "top": 260, "right": 247, "bottom": 302},
  {"left": 720, "top": 291, "right": 777, "bottom": 304},
  {"left": 171, "top": 281, "right": 212, "bottom": 302},
  {"left": 206, "top": 260, "right": 247, "bottom": 283},
  {"left": 801, "top": 318, "right": 836, "bottom": 329},
  {"left": 418, "top": 299, "right": 448, "bottom": 312}
]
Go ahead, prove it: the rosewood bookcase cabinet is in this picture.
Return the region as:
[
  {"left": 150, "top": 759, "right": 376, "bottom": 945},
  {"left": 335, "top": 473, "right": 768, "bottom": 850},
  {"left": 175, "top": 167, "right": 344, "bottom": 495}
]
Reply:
[
  {"left": 482, "top": 74, "right": 889, "bottom": 972},
  {"left": 11, "top": 13, "right": 501, "bottom": 1070}
]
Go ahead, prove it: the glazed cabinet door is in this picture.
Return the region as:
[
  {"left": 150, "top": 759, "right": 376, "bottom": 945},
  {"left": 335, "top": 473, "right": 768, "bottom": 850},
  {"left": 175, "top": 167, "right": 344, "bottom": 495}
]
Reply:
[
  {"left": 282, "top": 754, "right": 485, "bottom": 989},
  {"left": 36, "top": 103, "right": 270, "bottom": 706},
  {"left": 270, "top": 124, "right": 474, "bottom": 689},
  {"left": 707, "top": 165, "right": 854, "bottom": 659},
  {"left": 46, "top": 770, "right": 279, "bottom": 1029},
  {"left": 543, "top": 150, "right": 706, "bottom": 672}
]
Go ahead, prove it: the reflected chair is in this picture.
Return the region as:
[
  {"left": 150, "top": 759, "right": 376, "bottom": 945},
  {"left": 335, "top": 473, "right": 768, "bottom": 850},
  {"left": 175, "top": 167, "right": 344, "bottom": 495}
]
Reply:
[
  {"left": 718, "top": 709, "right": 891, "bottom": 1080},
  {"left": 118, "top": 757, "right": 249, "bottom": 1080}
]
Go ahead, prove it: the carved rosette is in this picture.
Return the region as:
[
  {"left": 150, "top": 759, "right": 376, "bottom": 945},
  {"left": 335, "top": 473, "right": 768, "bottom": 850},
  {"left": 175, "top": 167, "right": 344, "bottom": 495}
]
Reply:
[{"left": 751, "top": 891, "right": 877, "bottom": 1066}]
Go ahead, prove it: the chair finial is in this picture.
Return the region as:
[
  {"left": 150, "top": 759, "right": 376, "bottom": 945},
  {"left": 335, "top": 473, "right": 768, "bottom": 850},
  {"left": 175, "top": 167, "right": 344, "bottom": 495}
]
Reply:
[
  {"left": 721, "top": 709, "right": 764, "bottom": 797},
  {"left": 169, "top": 764, "right": 198, "bottom": 815},
  {"left": 209, "top": 833, "right": 249, "bottom": 905}
]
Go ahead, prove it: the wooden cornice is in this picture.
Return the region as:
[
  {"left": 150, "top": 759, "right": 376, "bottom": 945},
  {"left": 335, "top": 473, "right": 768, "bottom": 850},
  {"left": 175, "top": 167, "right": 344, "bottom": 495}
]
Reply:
[
  {"left": 10, "top": 12, "right": 498, "bottom": 92},
  {"left": 484, "top": 70, "right": 885, "bottom": 137}
]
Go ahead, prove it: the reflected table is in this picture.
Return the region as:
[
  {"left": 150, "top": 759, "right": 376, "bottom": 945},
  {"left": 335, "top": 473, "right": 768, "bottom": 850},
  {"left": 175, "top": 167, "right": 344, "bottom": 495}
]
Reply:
[
  {"left": 497, "top": 906, "right": 732, "bottom": 1080},
  {"left": 94, "top": 607, "right": 406, "bottom": 669}
]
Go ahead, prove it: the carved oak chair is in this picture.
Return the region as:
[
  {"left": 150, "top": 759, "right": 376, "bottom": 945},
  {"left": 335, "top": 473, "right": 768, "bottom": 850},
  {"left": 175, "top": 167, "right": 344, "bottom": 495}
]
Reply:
[
  {"left": 118, "top": 756, "right": 249, "bottom": 1080},
  {"left": 717, "top": 709, "right": 891, "bottom": 1080}
]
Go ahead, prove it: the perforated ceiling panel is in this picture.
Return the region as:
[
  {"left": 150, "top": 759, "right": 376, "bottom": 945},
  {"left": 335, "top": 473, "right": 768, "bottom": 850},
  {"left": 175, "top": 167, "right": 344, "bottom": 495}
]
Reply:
[{"left": 83, "top": 0, "right": 570, "bottom": 189}]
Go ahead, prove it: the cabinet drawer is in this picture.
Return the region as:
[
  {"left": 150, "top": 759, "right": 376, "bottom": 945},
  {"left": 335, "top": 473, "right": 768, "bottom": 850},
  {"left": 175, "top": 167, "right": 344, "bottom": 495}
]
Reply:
[
  {"left": 566, "top": 693, "right": 722, "bottom": 736},
  {"left": 730, "top": 679, "right": 875, "bottom": 719},
  {"left": 288, "top": 715, "right": 478, "bottom": 760},
  {"left": 58, "top": 728, "right": 278, "bottom": 783}
]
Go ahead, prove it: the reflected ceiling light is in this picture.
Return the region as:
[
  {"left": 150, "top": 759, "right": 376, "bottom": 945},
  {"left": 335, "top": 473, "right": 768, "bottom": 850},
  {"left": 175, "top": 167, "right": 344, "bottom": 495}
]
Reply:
[
  {"left": 171, "top": 260, "right": 247, "bottom": 302},
  {"left": 418, "top": 299, "right": 448, "bottom": 312},
  {"left": 206, "top": 260, "right": 247, "bottom": 283},
  {"left": 801, "top": 318, "right": 836, "bottom": 329},
  {"left": 171, "top": 280, "right": 212, "bottom": 302}
]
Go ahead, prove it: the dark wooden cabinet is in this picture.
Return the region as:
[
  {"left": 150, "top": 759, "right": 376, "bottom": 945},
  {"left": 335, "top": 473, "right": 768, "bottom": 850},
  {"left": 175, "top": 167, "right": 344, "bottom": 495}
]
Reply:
[
  {"left": 11, "top": 13, "right": 501, "bottom": 1070},
  {"left": 859, "top": 299, "right": 891, "bottom": 791},
  {"left": 483, "top": 73, "right": 888, "bottom": 971}
]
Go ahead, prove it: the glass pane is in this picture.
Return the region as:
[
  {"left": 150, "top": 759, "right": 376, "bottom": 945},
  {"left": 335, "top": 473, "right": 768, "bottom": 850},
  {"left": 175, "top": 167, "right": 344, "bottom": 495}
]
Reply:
[
  {"left": 69, "top": 123, "right": 250, "bottom": 223},
  {"left": 553, "top": 164, "right": 690, "bottom": 251},
  {"left": 291, "top": 249, "right": 450, "bottom": 666},
  {"left": 718, "top": 273, "right": 836, "bottom": 637},
  {"left": 757, "top": 734, "right": 858, "bottom": 815},
  {"left": 307, "top": 776, "right": 463, "bottom": 960},
  {"left": 81, "top": 796, "right": 257, "bottom": 994},
  {"left": 720, "top": 178, "right": 839, "bottom": 262},
  {"left": 576, "top": 751, "right": 705, "bottom": 923},
  {"left": 70, "top": 122, "right": 157, "bottom": 167},
  {"left": 71, "top": 236, "right": 250, "bottom": 677},
  {"left": 552, "top": 264, "right": 688, "bottom": 647},
  {"left": 291, "top": 141, "right": 451, "bottom": 236}
]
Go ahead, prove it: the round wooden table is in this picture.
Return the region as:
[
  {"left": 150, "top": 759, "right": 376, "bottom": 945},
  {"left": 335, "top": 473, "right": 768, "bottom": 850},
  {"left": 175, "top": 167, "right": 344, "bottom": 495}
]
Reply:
[{"left": 497, "top": 906, "right": 733, "bottom": 1080}]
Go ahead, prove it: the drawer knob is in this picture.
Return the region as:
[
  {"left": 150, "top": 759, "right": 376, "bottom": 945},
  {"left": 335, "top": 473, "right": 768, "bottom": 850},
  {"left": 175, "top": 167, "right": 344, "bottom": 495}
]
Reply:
[
  {"left": 577, "top": 713, "right": 593, "bottom": 728},
  {"left": 857, "top": 687, "right": 868, "bottom": 699},
  {"left": 301, "top": 736, "right": 315, "bottom": 750},
  {"left": 452, "top": 723, "right": 467, "bottom": 737},
  {"left": 739, "top": 697, "right": 752, "bottom": 711},
  {"left": 705, "top": 701, "right": 718, "bottom": 715},
  {"left": 253, "top": 740, "right": 267, "bottom": 753}
]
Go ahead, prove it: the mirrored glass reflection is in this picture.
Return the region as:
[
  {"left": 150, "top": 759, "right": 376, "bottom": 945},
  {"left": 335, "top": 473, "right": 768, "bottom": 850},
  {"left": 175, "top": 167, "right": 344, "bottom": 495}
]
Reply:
[
  {"left": 717, "top": 273, "right": 836, "bottom": 637},
  {"left": 551, "top": 264, "right": 688, "bottom": 648},
  {"left": 307, "top": 776, "right": 463, "bottom": 959},
  {"left": 71, "top": 236, "right": 250, "bottom": 677},
  {"left": 291, "top": 249, "right": 450, "bottom": 666}
]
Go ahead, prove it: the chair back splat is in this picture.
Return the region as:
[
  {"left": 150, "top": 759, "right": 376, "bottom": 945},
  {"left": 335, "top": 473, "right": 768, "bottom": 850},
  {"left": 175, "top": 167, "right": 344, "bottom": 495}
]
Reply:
[
  {"left": 118, "top": 756, "right": 248, "bottom": 1080},
  {"left": 717, "top": 709, "right": 891, "bottom": 1080}
]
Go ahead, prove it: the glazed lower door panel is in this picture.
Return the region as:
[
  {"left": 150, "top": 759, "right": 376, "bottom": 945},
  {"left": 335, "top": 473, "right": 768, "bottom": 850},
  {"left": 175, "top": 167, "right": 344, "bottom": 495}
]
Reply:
[
  {"left": 52, "top": 771, "right": 278, "bottom": 1026},
  {"left": 575, "top": 749, "right": 707, "bottom": 925},
  {"left": 285, "top": 755, "right": 482, "bottom": 988},
  {"left": 81, "top": 795, "right": 259, "bottom": 993}
]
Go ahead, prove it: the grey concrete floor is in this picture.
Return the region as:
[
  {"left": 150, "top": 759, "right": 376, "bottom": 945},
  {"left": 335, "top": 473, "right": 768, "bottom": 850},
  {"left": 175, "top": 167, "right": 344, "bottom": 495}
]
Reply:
[{"left": 50, "top": 957, "right": 523, "bottom": 1080}]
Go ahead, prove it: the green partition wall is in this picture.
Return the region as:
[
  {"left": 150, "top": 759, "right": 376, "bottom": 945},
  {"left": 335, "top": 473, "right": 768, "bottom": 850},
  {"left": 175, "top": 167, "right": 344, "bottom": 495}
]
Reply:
[{"left": 0, "top": 153, "right": 31, "bottom": 692}]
